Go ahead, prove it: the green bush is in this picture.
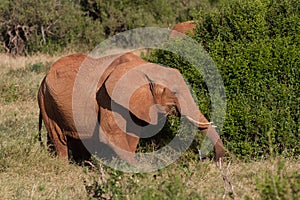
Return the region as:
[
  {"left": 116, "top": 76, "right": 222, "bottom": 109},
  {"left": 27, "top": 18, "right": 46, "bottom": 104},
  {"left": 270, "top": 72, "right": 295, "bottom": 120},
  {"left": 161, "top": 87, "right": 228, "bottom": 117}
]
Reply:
[
  {"left": 0, "top": 0, "right": 214, "bottom": 55},
  {"left": 0, "top": 0, "right": 104, "bottom": 55},
  {"left": 149, "top": 0, "right": 300, "bottom": 159}
]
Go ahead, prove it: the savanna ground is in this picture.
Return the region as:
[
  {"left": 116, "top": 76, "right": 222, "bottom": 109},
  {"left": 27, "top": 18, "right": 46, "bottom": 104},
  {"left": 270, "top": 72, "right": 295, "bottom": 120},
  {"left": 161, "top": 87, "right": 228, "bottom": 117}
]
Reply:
[{"left": 0, "top": 54, "right": 299, "bottom": 200}]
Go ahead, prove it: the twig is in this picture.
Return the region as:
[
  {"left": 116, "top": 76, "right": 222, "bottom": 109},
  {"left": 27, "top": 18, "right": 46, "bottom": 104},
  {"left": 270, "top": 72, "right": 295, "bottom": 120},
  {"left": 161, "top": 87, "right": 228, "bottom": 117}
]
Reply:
[
  {"left": 217, "top": 159, "right": 237, "bottom": 199},
  {"left": 84, "top": 160, "right": 107, "bottom": 184},
  {"left": 84, "top": 160, "right": 96, "bottom": 168},
  {"left": 197, "top": 148, "right": 202, "bottom": 162},
  {"left": 41, "top": 25, "right": 46, "bottom": 46},
  {"left": 99, "top": 162, "right": 107, "bottom": 184}
]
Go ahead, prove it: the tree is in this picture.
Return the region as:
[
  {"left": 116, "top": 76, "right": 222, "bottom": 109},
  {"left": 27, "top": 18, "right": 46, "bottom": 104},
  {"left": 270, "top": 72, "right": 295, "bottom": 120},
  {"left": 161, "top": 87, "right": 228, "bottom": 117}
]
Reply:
[{"left": 0, "top": 0, "right": 103, "bottom": 55}]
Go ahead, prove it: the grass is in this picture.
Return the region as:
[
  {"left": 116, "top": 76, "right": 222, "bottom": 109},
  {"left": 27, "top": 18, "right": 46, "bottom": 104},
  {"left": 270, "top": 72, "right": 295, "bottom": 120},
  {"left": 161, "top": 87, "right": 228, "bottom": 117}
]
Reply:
[{"left": 0, "top": 53, "right": 299, "bottom": 199}]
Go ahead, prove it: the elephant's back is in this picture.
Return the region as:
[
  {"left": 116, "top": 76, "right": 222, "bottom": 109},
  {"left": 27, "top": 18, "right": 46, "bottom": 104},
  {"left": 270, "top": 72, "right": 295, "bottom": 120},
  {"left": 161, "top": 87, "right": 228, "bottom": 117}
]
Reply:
[
  {"left": 169, "top": 21, "right": 196, "bottom": 38},
  {"left": 47, "top": 54, "right": 87, "bottom": 80},
  {"left": 45, "top": 54, "right": 86, "bottom": 96}
]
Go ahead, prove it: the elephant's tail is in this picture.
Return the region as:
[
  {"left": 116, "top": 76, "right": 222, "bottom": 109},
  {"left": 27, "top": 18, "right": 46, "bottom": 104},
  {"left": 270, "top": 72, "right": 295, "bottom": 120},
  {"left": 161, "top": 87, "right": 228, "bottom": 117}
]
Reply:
[{"left": 38, "top": 110, "right": 43, "bottom": 146}]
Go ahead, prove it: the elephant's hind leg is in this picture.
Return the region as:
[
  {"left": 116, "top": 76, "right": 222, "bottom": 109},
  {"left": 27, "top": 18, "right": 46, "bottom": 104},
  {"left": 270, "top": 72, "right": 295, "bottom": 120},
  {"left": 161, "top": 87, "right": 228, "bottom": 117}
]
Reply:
[{"left": 45, "top": 118, "right": 68, "bottom": 159}]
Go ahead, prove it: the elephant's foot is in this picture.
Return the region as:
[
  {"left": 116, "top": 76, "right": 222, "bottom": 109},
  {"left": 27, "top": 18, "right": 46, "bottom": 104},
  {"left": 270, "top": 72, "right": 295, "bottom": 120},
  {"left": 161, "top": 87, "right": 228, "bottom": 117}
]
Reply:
[
  {"left": 56, "top": 145, "right": 69, "bottom": 159},
  {"left": 110, "top": 144, "right": 137, "bottom": 166}
]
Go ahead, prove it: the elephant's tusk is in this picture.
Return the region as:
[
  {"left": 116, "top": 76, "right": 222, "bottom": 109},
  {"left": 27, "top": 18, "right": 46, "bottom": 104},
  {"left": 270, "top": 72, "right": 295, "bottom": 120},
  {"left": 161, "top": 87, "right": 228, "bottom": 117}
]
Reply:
[{"left": 186, "top": 116, "right": 213, "bottom": 126}]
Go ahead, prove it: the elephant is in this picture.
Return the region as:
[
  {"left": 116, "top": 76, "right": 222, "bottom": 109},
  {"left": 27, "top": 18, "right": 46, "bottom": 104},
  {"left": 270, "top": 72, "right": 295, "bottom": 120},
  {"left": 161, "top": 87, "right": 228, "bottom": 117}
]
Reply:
[
  {"left": 169, "top": 20, "right": 196, "bottom": 38},
  {"left": 38, "top": 52, "right": 225, "bottom": 164}
]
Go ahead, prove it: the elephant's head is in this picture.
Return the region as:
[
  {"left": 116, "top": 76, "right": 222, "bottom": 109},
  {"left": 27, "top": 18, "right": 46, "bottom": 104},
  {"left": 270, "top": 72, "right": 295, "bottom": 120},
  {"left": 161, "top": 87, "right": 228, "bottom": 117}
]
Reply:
[{"left": 101, "top": 53, "right": 225, "bottom": 161}]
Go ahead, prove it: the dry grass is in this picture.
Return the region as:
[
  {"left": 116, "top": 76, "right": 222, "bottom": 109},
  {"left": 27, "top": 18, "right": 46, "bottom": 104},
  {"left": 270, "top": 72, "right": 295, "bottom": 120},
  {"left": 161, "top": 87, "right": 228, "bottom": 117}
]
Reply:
[
  {"left": 0, "top": 54, "right": 59, "bottom": 70},
  {"left": 0, "top": 53, "right": 299, "bottom": 199}
]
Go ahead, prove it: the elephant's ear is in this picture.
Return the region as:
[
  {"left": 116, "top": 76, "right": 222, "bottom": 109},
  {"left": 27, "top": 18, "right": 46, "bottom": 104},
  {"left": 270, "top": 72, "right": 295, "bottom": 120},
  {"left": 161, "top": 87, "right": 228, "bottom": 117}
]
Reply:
[
  {"left": 105, "top": 68, "right": 158, "bottom": 125},
  {"left": 128, "top": 84, "right": 159, "bottom": 124}
]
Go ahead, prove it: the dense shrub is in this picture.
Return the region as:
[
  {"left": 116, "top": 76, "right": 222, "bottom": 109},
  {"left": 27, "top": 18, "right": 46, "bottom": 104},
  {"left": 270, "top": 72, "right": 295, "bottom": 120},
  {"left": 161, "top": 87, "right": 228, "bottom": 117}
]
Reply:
[
  {"left": 0, "top": 0, "right": 213, "bottom": 55},
  {"left": 0, "top": 0, "right": 104, "bottom": 55},
  {"left": 79, "top": 0, "right": 214, "bottom": 36},
  {"left": 149, "top": 0, "right": 300, "bottom": 159}
]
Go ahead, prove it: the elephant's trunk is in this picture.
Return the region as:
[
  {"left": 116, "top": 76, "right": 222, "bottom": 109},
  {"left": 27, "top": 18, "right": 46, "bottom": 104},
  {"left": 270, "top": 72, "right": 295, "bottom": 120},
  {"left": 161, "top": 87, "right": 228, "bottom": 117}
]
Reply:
[
  {"left": 186, "top": 115, "right": 225, "bottom": 161},
  {"left": 202, "top": 124, "right": 225, "bottom": 161},
  {"left": 177, "top": 97, "right": 225, "bottom": 161}
]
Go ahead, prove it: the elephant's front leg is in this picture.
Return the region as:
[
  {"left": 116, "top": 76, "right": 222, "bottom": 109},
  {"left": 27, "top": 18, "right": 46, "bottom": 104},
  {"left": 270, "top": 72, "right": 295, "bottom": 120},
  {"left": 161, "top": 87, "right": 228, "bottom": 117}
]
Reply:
[
  {"left": 107, "top": 130, "right": 138, "bottom": 165},
  {"left": 100, "top": 108, "right": 139, "bottom": 165}
]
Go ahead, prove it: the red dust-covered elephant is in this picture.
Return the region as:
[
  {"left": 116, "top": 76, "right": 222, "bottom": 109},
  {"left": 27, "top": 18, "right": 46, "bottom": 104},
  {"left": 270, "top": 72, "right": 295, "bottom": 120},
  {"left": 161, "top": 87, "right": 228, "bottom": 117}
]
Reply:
[
  {"left": 169, "top": 20, "right": 196, "bottom": 38},
  {"left": 38, "top": 52, "right": 224, "bottom": 164}
]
